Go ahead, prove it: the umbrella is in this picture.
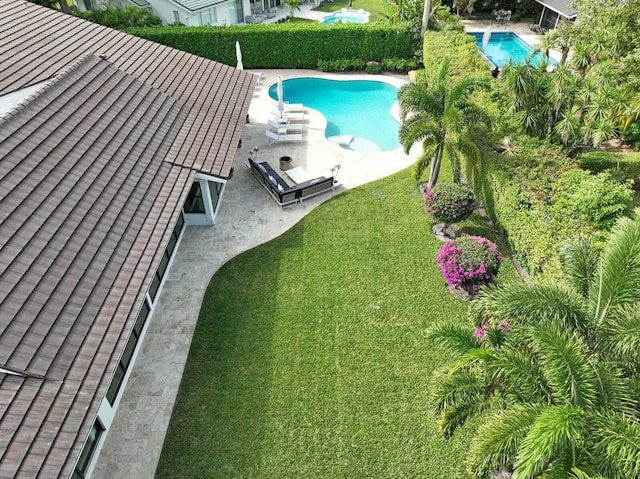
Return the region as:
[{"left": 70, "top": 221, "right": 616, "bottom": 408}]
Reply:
[
  {"left": 235, "top": 41, "right": 243, "bottom": 70},
  {"left": 277, "top": 76, "right": 284, "bottom": 112}
]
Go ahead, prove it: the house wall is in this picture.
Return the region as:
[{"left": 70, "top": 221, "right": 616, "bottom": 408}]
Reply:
[{"left": 134, "top": 0, "right": 244, "bottom": 25}]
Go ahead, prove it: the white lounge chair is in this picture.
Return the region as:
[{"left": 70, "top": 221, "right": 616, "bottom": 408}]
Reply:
[
  {"left": 271, "top": 109, "right": 305, "bottom": 122},
  {"left": 268, "top": 119, "right": 303, "bottom": 131},
  {"left": 272, "top": 102, "right": 305, "bottom": 113},
  {"left": 266, "top": 130, "right": 302, "bottom": 144}
]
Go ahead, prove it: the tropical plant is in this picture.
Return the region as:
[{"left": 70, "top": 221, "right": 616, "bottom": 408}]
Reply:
[
  {"left": 398, "top": 55, "right": 490, "bottom": 187},
  {"left": 424, "top": 183, "right": 476, "bottom": 225},
  {"left": 284, "top": 0, "right": 301, "bottom": 17},
  {"left": 428, "top": 208, "right": 640, "bottom": 478},
  {"left": 78, "top": 5, "right": 162, "bottom": 29},
  {"left": 436, "top": 236, "right": 502, "bottom": 294}
]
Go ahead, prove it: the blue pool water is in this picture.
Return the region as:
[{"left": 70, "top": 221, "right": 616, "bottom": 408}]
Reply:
[
  {"left": 319, "top": 10, "right": 369, "bottom": 24},
  {"left": 469, "top": 32, "right": 556, "bottom": 68},
  {"left": 269, "top": 78, "right": 400, "bottom": 151}
]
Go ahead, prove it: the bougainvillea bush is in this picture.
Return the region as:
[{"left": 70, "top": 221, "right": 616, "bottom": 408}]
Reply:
[
  {"left": 436, "top": 236, "right": 502, "bottom": 294},
  {"left": 424, "top": 183, "right": 477, "bottom": 224}
]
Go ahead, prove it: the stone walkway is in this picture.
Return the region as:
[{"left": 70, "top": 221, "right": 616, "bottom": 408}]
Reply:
[{"left": 91, "top": 69, "right": 417, "bottom": 479}]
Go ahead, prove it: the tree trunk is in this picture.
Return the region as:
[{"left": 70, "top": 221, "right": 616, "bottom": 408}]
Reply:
[
  {"left": 59, "top": 0, "right": 71, "bottom": 14},
  {"left": 421, "top": 0, "right": 431, "bottom": 37},
  {"left": 427, "top": 148, "right": 442, "bottom": 188}
]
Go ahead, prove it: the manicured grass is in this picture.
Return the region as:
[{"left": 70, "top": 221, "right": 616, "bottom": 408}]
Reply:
[
  {"left": 156, "top": 168, "right": 519, "bottom": 478},
  {"left": 313, "top": 0, "right": 391, "bottom": 22}
]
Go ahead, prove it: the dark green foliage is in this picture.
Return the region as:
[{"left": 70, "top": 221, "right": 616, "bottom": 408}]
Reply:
[
  {"left": 578, "top": 151, "right": 640, "bottom": 186},
  {"left": 79, "top": 5, "right": 162, "bottom": 29},
  {"left": 317, "top": 58, "right": 365, "bottom": 71},
  {"left": 464, "top": 140, "right": 635, "bottom": 280},
  {"left": 364, "top": 62, "right": 383, "bottom": 74},
  {"left": 381, "top": 57, "right": 422, "bottom": 72},
  {"left": 128, "top": 23, "right": 417, "bottom": 69}
]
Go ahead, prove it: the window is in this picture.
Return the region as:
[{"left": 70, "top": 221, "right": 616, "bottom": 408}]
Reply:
[
  {"left": 173, "top": 10, "right": 180, "bottom": 23},
  {"left": 72, "top": 421, "right": 104, "bottom": 479},
  {"left": 106, "top": 300, "right": 151, "bottom": 405},
  {"left": 184, "top": 182, "right": 205, "bottom": 214},
  {"left": 209, "top": 181, "right": 223, "bottom": 213}
]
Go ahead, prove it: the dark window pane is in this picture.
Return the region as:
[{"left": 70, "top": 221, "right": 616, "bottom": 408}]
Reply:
[
  {"left": 74, "top": 421, "right": 104, "bottom": 477},
  {"left": 133, "top": 301, "right": 150, "bottom": 338},
  {"left": 184, "top": 182, "right": 205, "bottom": 213},
  {"left": 174, "top": 213, "right": 184, "bottom": 237},
  {"left": 148, "top": 274, "right": 160, "bottom": 302},
  {"left": 106, "top": 364, "right": 126, "bottom": 405},
  {"left": 121, "top": 334, "right": 137, "bottom": 370},
  {"left": 166, "top": 233, "right": 178, "bottom": 258},
  {"left": 157, "top": 251, "right": 170, "bottom": 280}
]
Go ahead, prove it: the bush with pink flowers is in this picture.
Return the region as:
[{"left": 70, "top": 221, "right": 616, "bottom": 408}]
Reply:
[
  {"left": 436, "top": 236, "right": 502, "bottom": 295},
  {"left": 425, "top": 183, "right": 477, "bottom": 225}
]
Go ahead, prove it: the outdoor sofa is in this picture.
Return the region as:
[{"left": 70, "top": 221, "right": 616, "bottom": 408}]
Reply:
[{"left": 249, "top": 158, "right": 336, "bottom": 207}]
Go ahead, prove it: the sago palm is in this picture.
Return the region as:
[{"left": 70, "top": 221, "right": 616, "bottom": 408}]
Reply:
[
  {"left": 428, "top": 208, "right": 640, "bottom": 478},
  {"left": 397, "top": 55, "right": 490, "bottom": 187}
]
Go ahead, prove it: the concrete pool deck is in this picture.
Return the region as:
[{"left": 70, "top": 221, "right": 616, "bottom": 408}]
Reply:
[{"left": 91, "top": 69, "right": 417, "bottom": 479}]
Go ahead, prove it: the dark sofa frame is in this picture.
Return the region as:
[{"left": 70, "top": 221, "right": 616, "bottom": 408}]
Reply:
[{"left": 249, "top": 158, "right": 336, "bottom": 207}]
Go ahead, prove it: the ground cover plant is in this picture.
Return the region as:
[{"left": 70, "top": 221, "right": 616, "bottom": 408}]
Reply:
[{"left": 156, "top": 168, "right": 518, "bottom": 478}]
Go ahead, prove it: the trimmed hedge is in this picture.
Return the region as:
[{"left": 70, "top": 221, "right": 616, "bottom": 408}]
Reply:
[{"left": 127, "top": 23, "right": 417, "bottom": 69}]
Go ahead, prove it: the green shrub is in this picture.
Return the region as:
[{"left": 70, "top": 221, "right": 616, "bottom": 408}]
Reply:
[
  {"left": 128, "top": 23, "right": 418, "bottom": 69},
  {"left": 551, "top": 169, "right": 633, "bottom": 230},
  {"left": 317, "top": 58, "right": 365, "bottom": 71},
  {"left": 577, "top": 151, "right": 640, "bottom": 186},
  {"left": 424, "top": 184, "right": 477, "bottom": 224},
  {"left": 365, "top": 62, "right": 383, "bottom": 74},
  {"left": 381, "top": 57, "right": 422, "bottom": 72},
  {"left": 79, "top": 5, "right": 162, "bottom": 29}
]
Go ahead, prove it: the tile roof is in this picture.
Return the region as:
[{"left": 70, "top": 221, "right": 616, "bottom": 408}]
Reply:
[
  {"left": 0, "top": 0, "right": 256, "bottom": 177},
  {"left": 0, "top": 1, "right": 255, "bottom": 477}
]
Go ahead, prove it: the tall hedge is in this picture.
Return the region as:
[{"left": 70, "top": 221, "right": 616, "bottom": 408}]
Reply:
[{"left": 127, "top": 23, "right": 417, "bottom": 69}]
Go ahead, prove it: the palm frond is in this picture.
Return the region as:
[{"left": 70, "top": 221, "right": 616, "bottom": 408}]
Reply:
[
  {"left": 528, "top": 321, "right": 596, "bottom": 408},
  {"left": 559, "top": 237, "right": 599, "bottom": 300},
  {"left": 425, "top": 322, "right": 481, "bottom": 354},
  {"left": 514, "top": 404, "right": 587, "bottom": 479},
  {"left": 588, "top": 412, "right": 640, "bottom": 479},
  {"left": 484, "top": 348, "right": 553, "bottom": 404},
  {"left": 473, "top": 282, "right": 590, "bottom": 338},
  {"left": 431, "top": 369, "right": 491, "bottom": 436},
  {"left": 593, "top": 208, "right": 640, "bottom": 324},
  {"left": 598, "top": 303, "right": 640, "bottom": 368},
  {"left": 466, "top": 405, "right": 540, "bottom": 478}
]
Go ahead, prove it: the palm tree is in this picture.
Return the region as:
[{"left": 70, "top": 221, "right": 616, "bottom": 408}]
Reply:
[
  {"left": 428, "top": 208, "right": 640, "bottom": 478},
  {"left": 398, "top": 55, "right": 490, "bottom": 187}
]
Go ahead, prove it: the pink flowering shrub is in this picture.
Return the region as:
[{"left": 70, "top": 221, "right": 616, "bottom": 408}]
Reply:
[
  {"left": 425, "top": 184, "right": 477, "bottom": 224},
  {"left": 437, "top": 236, "right": 502, "bottom": 294}
]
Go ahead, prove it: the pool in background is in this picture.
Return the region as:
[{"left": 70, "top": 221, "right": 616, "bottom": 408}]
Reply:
[
  {"left": 269, "top": 78, "right": 400, "bottom": 152},
  {"left": 319, "top": 9, "right": 369, "bottom": 24},
  {"left": 469, "top": 31, "right": 557, "bottom": 68}
]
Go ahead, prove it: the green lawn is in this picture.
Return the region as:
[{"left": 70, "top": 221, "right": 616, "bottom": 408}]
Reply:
[
  {"left": 311, "top": 0, "right": 391, "bottom": 22},
  {"left": 156, "top": 168, "right": 519, "bottom": 478}
]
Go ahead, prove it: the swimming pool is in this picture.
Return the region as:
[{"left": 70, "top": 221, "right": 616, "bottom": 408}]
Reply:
[
  {"left": 319, "top": 9, "right": 369, "bottom": 24},
  {"left": 269, "top": 78, "right": 400, "bottom": 152},
  {"left": 469, "top": 32, "right": 556, "bottom": 68}
]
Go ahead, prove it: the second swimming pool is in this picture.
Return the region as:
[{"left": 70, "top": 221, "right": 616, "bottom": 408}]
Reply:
[
  {"left": 469, "top": 32, "right": 556, "bottom": 68},
  {"left": 268, "top": 78, "right": 400, "bottom": 152}
]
